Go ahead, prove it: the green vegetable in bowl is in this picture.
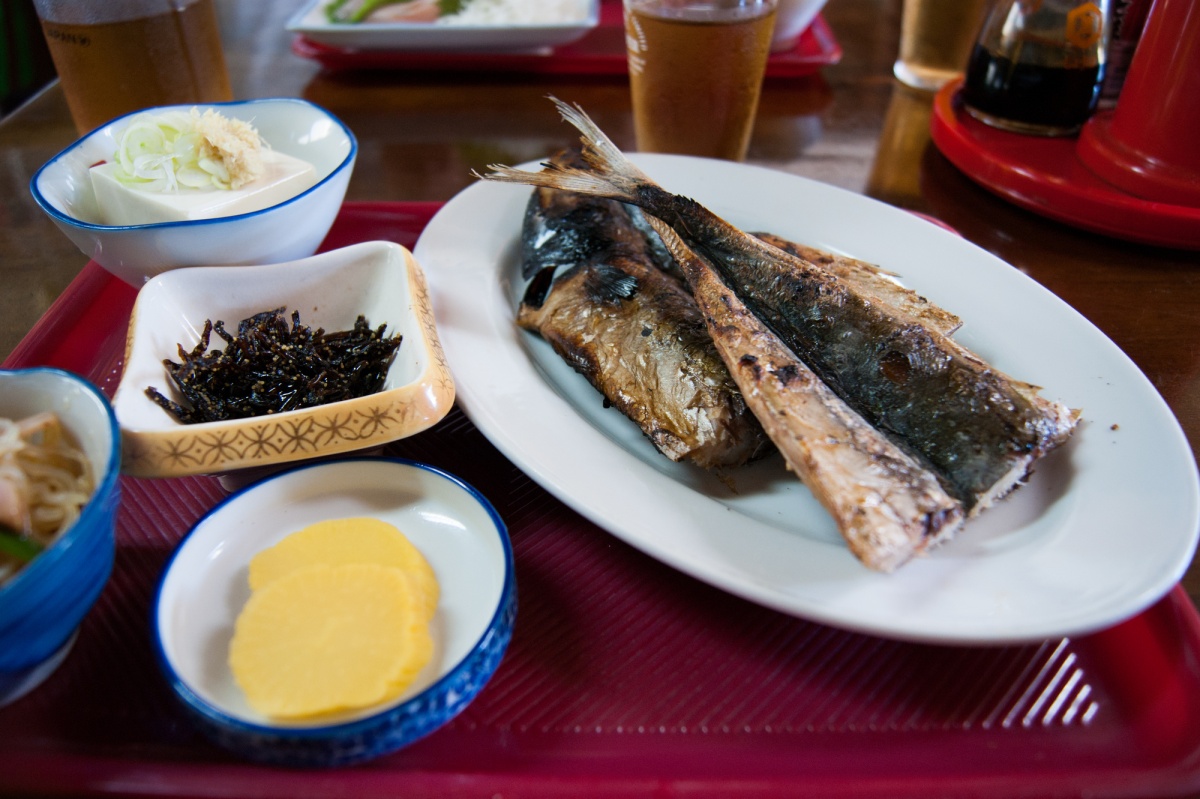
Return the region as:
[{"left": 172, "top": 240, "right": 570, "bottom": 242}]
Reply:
[
  {"left": 324, "top": 0, "right": 464, "bottom": 23},
  {"left": 0, "top": 525, "right": 44, "bottom": 564}
]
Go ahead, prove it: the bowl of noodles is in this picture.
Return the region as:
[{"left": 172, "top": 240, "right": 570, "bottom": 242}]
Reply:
[{"left": 0, "top": 368, "right": 121, "bottom": 706}]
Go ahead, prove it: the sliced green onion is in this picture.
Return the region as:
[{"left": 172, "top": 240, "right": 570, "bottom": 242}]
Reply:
[{"left": 109, "top": 109, "right": 255, "bottom": 193}]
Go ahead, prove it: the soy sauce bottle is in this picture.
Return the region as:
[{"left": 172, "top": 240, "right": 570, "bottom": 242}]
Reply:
[{"left": 962, "top": 0, "right": 1109, "bottom": 136}]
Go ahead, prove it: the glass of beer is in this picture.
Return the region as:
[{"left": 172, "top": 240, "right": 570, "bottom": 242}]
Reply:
[
  {"left": 893, "top": 0, "right": 990, "bottom": 91},
  {"left": 623, "top": 0, "right": 779, "bottom": 161},
  {"left": 32, "top": 0, "right": 233, "bottom": 135}
]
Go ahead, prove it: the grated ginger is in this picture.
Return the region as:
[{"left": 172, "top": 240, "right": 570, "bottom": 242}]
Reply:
[{"left": 191, "top": 109, "right": 264, "bottom": 189}]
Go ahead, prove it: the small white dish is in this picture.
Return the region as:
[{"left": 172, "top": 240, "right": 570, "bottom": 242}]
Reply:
[
  {"left": 152, "top": 457, "right": 515, "bottom": 767},
  {"left": 771, "top": 0, "right": 828, "bottom": 51},
  {"left": 30, "top": 98, "right": 356, "bottom": 287},
  {"left": 113, "top": 241, "right": 454, "bottom": 478},
  {"left": 286, "top": 0, "right": 599, "bottom": 52}
]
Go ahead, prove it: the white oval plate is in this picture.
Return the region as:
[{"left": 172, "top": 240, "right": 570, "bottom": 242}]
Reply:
[
  {"left": 413, "top": 153, "right": 1200, "bottom": 645},
  {"left": 286, "top": 0, "right": 599, "bottom": 53}
]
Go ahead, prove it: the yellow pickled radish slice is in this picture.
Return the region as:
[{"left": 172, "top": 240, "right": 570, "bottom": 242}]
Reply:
[
  {"left": 248, "top": 517, "right": 439, "bottom": 622},
  {"left": 229, "top": 562, "right": 433, "bottom": 719}
]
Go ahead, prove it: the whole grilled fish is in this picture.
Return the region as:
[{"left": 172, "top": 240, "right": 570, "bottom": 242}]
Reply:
[
  {"left": 517, "top": 152, "right": 770, "bottom": 469},
  {"left": 483, "top": 98, "right": 1079, "bottom": 515},
  {"left": 656, "top": 219, "right": 964, "bottom": 570}
]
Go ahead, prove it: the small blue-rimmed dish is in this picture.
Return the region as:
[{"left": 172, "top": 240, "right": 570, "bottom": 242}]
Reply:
[
  {"left": 152, "top": 457, "right": 516, "bottom": 768},
  {"left": 0, "top": 368, "right": 121, "bottom": 706},
  {"left": 30, "top": 97, "right": 356, "bottom": 287}
]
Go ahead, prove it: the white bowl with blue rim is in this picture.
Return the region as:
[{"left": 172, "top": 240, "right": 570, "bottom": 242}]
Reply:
[
  {"left": 770, "top": 0, "right": 829, "bottom": 51},
  {"left": 0, "top": 368, "right": 121, "bottom": 706},
  {"left": 152, "top": 457, "right": 516, "bottom": 768},
  {"left": 30, "top": 97, "right": 356, "bottom": 287}
]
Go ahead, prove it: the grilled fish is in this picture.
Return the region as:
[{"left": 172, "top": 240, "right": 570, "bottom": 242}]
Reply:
[
  {"left": 517, "top": 152, "right": 770, "bottom": 469},
  {"left": 483, "top": 98, "right": 1079, "bottom": 515},
  {"left": 752, "top": 233, "right": 962, "bottom": 338},
  {"left": 655, "top": 219, "right": 964, "bottom": 570}
]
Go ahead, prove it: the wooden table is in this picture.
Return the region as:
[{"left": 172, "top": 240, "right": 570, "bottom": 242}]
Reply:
[{"left": 1, "top": 1, "right": 1197, "bottom": 597}]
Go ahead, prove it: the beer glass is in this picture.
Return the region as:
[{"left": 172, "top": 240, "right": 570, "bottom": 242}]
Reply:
[
  {"left": 893, "top": 0, "right": 990, "bottom": 91},
  {"left": 32, "top": 0, "right": 233, "bottom": 135},
  {"left": 623, "top": 0, "right": 779, "bottom": 161}
]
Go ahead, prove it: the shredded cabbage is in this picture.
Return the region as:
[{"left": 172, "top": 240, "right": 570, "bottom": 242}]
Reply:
[{"left": 110, "top": 109, "right": 264, "bottom": 192}]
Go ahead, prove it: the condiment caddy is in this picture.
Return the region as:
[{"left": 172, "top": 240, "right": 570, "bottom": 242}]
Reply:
[{"left": 931, "top": 0, "right": 1200, "bottom": 249}]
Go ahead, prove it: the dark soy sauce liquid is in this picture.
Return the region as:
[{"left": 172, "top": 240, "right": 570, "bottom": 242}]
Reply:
[{"left": 962, "top": 44, "right": 1102, "bottom": 130}]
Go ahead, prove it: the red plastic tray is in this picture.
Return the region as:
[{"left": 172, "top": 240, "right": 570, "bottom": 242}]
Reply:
[
  {"left": 4, "top": 202, "right": 1200, "bottom": 798},
  {"left": 291, "top": 2, "right": 842, "bottom": 78},
  {"left": 929, "top": 78, "right": 1200, "bottom": 251}
]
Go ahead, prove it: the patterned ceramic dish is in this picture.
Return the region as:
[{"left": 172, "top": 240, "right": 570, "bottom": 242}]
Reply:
[
  {"left": 0, "top": 368, "right": 121, "bottom": 706},
  {"left": 152, "top": 457, "right": 516, "bottom": 767},
  {"left": 111, "top": 241, "right": 454, "bottom": 478},
  {"left": 30, "top": 97, "right": 356, "bottom": 287}
]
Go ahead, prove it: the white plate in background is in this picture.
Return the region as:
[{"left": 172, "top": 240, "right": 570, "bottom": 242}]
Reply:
[{"left": 286, "top": 0, "right": 599, "bottom": 52}]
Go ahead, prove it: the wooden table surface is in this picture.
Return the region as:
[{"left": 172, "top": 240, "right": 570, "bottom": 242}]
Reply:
[{"left": 1, "top": 0, "right": 1197, "bottom": 606}]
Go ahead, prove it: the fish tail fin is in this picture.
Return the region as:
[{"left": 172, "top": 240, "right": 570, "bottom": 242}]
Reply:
[
  {"left": 549, "top": 96, "right": 648, "bottom": 185},
  {"left": 477, "top": 96, "right": 654, "bottom": 207}
]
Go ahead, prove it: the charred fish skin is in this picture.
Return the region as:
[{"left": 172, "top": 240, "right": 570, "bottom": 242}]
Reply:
[
  {"left": 680, "top": 221, "right": 1076, "bottom": 513},
  {"left": 520, "top": 171, "right": 649, "bottom": 281},
  {"left": 752, "top": 233, "right": 962, "bottom": 337},
  {"left": 649, "top": 217, "right": 964, "bottom": 571},
  {"left": 517, "top": 156, "right": 771, "bottom": 470},
  {"left": 482, "top": 99, "right": 1078, "bottom": 514}
]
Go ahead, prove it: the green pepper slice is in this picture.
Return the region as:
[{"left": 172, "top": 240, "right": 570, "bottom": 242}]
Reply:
[{"left": 0, "top": 526, "right": 44, "bottom": 563}]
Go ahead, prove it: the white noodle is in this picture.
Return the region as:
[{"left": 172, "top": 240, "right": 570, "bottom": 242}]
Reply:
[{"left": 0, "top": 414, "right": 93, "bottom": 583}]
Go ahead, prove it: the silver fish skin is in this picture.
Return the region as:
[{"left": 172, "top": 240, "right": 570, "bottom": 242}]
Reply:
[
  {"left": 752, "top": 233, "right": 962, "bottom": 338},
  {"left": 480, "top": 97, "right": 1079, "bottom": 514},
  {"left": 649, "top": 226, "right": 963, "bottom": 339},
  {"left": 517, "top": 158, "right": 770, "bottom": 469},
  {"left": 649, "top": 216, "right": 964, "bottom": 571}
]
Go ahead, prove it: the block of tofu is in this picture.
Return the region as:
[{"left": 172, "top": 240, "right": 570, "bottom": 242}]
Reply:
[{"left": 90, "top": 149, "right": 317, "bottom": 225}]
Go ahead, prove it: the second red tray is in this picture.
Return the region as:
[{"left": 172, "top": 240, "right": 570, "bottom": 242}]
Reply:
[
  {"left": 292, "top": 3, "right": 842, "bottom": 78},
  {"left": 3, "top": 202, "right": 1200, "bottom": 798}
]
